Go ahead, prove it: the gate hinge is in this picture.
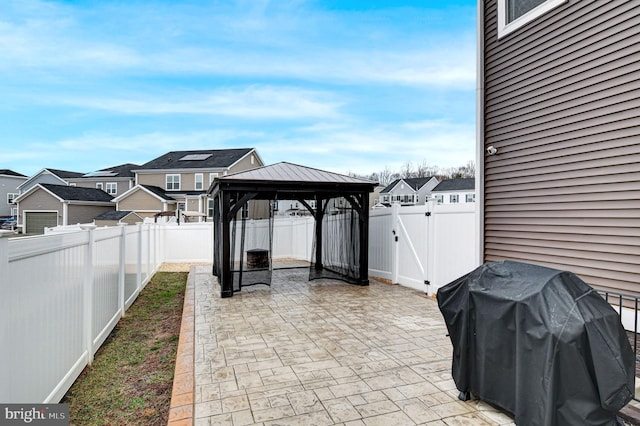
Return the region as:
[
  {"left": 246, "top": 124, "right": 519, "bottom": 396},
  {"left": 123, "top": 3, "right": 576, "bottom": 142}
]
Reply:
[
  {"left": 424, "top": 280, "right": 430, "bottom": 286},
  {"left": 425, "top": 212, "right": 431, "bottom": 217}
]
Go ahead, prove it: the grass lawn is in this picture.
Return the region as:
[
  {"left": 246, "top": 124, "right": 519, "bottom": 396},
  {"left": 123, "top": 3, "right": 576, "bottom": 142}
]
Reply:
[{"left": 62, "top": 272, "right": 188, "bottom": 426}]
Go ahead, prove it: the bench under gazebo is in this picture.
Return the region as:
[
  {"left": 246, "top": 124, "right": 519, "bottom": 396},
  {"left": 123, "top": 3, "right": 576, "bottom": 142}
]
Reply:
[{"left": 207, "top": 162, "right": 377, "bottom": 298}]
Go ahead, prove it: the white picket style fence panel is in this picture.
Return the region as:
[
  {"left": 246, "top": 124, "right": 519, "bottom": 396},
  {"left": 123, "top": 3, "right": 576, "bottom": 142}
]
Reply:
[
  {"left": 0, "top": 208, "right": 476, "bottom": 404},
  {"left": 0, "top": 223, "right": 161, "bottom": 404}
]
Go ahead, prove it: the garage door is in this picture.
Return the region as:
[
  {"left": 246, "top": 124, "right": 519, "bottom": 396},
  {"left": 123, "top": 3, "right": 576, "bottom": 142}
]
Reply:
[{"left": 25, "top": 212, "right": 58, "bottom": 234}]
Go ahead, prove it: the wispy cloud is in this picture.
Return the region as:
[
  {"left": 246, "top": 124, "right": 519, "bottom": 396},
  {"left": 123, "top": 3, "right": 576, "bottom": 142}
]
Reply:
[{"left": 53, "top": 86, "right": 343, "bottom": 119}]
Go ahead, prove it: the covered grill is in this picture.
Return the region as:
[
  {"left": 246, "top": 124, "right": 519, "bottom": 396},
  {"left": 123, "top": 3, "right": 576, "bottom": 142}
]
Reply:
[{"left": 437, "top": 260, "right": 634, "bottom": 426}]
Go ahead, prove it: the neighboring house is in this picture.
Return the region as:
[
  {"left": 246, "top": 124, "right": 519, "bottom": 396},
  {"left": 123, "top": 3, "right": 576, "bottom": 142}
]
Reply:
[
  {"left": 68, "top": 163, "right": 138, "bottom": 198},
  {"left": 273, "top": 199, "right": 316, "bottom": 217},
  {"left": 378, "top": 177, "right": 439, "bottom": 206},
  {"left": 0, "top": 170, "right": 27, "bottom": 217},
  {"left": 94, "top": 210, "right": 143, "bottom": 227},
  {"left": 14, "top": 184, "right": 114, "bottom": 234},
  {"left": 117, "top": 148, "right": 264, "bottom": 219},
  {"left": 113, "top": 185, "right": 177, "bottom": 219},
  {"left": 478, "top": 0, "right": 640, "bottom": 295},
  {"left": 17, "top": 168, "right": 85, "bottom": 194},
  {"left": 432, "top": 178, "right": 475, "bottom": 204},
  {"left": 369, "top": 185, "right": 385, "bottom": 210}
]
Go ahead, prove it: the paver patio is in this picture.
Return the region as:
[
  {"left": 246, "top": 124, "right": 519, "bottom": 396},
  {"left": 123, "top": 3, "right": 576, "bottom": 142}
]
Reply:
[{"left": 189, "top": 265, "right": 516, "bottom": 426}]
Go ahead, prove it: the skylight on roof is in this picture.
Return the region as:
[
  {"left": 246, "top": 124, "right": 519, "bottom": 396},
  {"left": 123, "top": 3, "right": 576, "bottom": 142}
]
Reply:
[
  {"left": 179, "top": 154, "right": 212, "bottom": 161},
  {"left": 83, "top": 171, "right": 117, "bottom": 177}
]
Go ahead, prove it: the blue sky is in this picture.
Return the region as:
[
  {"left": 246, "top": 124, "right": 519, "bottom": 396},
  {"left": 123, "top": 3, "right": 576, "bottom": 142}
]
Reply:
[{"left": 0, "top": 0, "right": 476, "bottom": 177}]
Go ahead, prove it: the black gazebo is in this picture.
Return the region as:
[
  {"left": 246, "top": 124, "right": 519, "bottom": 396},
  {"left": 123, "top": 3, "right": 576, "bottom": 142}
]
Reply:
[{"left": 208, "top": 162, "right": 377, "bottom": 298}]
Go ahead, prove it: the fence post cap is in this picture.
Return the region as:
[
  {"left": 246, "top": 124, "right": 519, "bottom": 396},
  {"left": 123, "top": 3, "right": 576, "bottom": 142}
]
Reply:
[{"left": 80, "top": 224, "right": 98, "bottom": 231}]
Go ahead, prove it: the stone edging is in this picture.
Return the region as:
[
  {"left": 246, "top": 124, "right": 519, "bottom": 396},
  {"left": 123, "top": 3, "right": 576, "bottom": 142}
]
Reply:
[{"left": 167, "top": 267, "right": 196, "bottom": 425}]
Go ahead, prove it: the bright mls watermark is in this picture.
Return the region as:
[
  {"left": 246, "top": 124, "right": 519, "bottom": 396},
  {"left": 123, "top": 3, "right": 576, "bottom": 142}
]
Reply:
[{"left": 0, "top": 404, "right": 68, "bottom": 425}]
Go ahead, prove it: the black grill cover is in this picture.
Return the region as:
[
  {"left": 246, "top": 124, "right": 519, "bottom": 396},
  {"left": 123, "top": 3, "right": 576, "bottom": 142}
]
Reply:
[{"left": 437, "top": 261, "right": 634, "bottom": 426}]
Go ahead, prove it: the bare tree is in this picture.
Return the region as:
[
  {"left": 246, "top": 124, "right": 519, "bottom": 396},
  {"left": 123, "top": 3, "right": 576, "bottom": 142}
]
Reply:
[{"left": 399, "top": 161, "right": 414, "bottom": 179}]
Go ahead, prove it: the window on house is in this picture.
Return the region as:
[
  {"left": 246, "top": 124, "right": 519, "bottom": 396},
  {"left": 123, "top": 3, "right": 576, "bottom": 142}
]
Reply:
[
  {"left": 166, "top": 174, "right": 181, "bottom": 190},
  {"left": 436, "top": 195, "right": 444, "bottom": 204},
  {"left": 209, "top": 173, "right": 218, "bottom": 185},
  {"left": 7, "top": 193, "right": 18, "bottom": 204},
  {"left": 450, "top": 194, "right": 459, "bottom": 204},
  {"left": 96, "top": 183, "right": 103, "bottom": 190},
  {"left": 207, "top": 199, "right": 214, "bottom": 218},
  {"left": 105, "top": 183, "right": 117, "bottom": 195},
  {"left": 11, "top": 207, "right": 17, "bottom": 217},
  {"left": 383, "top": 195, "right": 389, "bottom": 203},
  {"left": 466, "top": 193, "right": 476, "bottom": 203},
  {"left": 195, "top": 173, "right": 203, "bottom": 190},
  {"left": 498, "top": 0, "right": 566, "bottom": 38}
]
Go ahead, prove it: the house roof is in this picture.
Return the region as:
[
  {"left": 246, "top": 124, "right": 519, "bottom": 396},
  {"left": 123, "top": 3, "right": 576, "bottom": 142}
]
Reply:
[
  {"left": 381, "top": 177, "right": 436, "bottom": 193},
  {"left": 83, "top": 163, "right": 138, "bottom": 178},
  {"left": 45, "top": 168, "right": 85, "bottom": 179},
  {"left": 135, "top": 148, "right": 255, "bottom": 171},
  {"left": 94, "top": 210, "right": 140, "bottom": 220},
  {"left": 432, "top": 178, "right": 475, "bottom": 192},
  {"left": 41, "top": 183, "right": 114, "bottom": 202},
  {"left": 0, "top": 169, "right": 26, "bottom": 177},
  {"left": 140, "top": 185, "right": 176, "bottom": 201}
]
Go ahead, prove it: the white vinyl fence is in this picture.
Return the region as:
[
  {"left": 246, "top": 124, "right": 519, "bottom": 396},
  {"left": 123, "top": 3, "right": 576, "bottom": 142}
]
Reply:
[
  {"left": 368, "top": 201, "right": 478, "bottom": 295},
  {"left": 0, "top": 223, "right": 162, "bottom": 404},
  {"left": 0, "top": 208, "right": 476, "bottom": 404}
]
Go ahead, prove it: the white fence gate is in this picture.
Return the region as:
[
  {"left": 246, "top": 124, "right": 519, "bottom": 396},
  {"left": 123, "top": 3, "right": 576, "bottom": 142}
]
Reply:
[{"left": 369, "top": 202, "right": 478, "bottom": 294}]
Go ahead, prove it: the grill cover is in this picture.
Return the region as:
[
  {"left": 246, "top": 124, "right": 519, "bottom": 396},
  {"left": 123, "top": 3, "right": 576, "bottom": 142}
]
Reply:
[{"left": 437, "top": 261, "right": 634, "bottom": 426}]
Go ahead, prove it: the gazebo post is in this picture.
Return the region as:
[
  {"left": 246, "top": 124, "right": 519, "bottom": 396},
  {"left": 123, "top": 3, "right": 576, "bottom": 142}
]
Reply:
[
  {"left": 314, "top": 196, "right": 324, "bottom": 271},
  {"left": 221, "top": 191, "right": 233, "bottom": 298},
  {"left": 358, "top": 191, "right": 370, "bottom": 286}
]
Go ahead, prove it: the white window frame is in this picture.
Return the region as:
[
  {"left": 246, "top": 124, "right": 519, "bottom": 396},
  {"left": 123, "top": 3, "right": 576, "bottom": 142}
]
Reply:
[
  {"left": 166, "top": 174, "right": 181, "bottom": 191},
  {"left": 435, "top": 195, "right": 444, "bottom": 204},
  {"left": 194, "top": 173, "right": 204, "bottom": 191},
  {"left": 209, "top": 173, "right": 218, "bottom": 185},
  {"left": 466, "top": 193, "right": 476, "bottom": 203},
  {"left": 450, "top": 194, "right": 459, "bottom": 204},
  {"left": 7, "top": 193, "right": 18, "bottom": 204},
  {"left": 105, "top": 182, "right": 117, "bottom": 195},
  {"left": 96, "top": 183, "right": 104, "bottom": 190},
  {"left": 207, "top": 199, "right": 215, "bottom": 218},
  {"left": 497, "top": 0, "right": 566, "bottom": 38}
]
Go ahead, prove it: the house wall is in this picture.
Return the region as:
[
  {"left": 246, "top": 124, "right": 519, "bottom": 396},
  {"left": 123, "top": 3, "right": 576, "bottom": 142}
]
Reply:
[
  {"left": 117, "top": 189, "right": 165, "bottom": 213},
  {"left": 67, "top": 204, "right": 115, "bottom": 226},
  {"left": 416, "top": 178, "right": 439, "bottom": 204},
  {"left": 481, "top": 0, "right": 640, "bottom": 294},
  {"left": 17, "top": 188, "right": 62, "bottom": 225},
  {"left": 433, "top": 190, "right": 475, "bottom": 205},
  {"left": 70, "top": 178, "right": 133, "bottom": 197},
  {"left": 229, "top": 152, "right": 262, "bottom": 173},
  {"left": 0, "top": 175, "right": 26, "bottom": 216},
  {"left": 19, "top": 173, "right": 67, "bottom": 194}
]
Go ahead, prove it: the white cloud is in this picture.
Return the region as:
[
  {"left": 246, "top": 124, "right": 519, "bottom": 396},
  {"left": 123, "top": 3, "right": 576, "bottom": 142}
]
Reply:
[{"left": 52, "top": 86, "right": 343, "bottom": 119}]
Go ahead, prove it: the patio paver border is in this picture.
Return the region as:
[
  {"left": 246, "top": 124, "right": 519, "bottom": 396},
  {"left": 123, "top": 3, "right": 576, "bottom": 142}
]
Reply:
[{"left": 168, "top": 267, "right": 196, "bottom": 425}]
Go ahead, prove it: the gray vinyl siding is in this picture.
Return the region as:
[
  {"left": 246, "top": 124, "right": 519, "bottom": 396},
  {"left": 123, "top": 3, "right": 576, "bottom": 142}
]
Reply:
[{"left": 482, "top": 0, "right": 640, "bottom": 295}]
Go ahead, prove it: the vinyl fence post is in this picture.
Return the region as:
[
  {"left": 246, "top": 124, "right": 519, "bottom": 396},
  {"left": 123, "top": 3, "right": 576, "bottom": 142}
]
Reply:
[
  {"left": 146, "top": 223, "right": 151, "bottom": 282},
  {"left": 118, "top": 224, "right": 126, "bottom": 317},
  {"left": 80, "top": 224, "right": 97, "bottom": 365},
  {"left": 425, "top": 199, "right": 437, "bottom": 296},
  {"left": 391, "top": 203, "right": 399, "bottom": 284},
  {"left": 136, "top": 222, "right": 142, "bottom": 294}
]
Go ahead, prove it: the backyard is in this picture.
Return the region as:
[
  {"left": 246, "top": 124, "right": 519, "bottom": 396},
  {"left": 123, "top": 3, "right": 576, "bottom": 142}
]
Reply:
[{"left": 61, "top": 272, "right": 187, "bottom": 425}]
